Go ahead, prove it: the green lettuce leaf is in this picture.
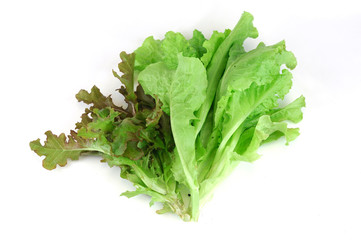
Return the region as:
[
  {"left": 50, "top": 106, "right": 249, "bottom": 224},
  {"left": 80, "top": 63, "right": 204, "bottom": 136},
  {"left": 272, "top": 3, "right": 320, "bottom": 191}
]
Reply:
[
  {"left": 198, "top": 39, "right": 303, "bottom": 204},
  {"left": 138, "top": 54, "right": 207, "bottom": 220},
  {"left": 269, "top": 95, "right": 306, "bottom": 123},
  {"left": 189, "top": 29, "right": 207, "bottom": 58},
  {"left": 134, "top": 36, "right": 163, "bottom": 71},
  {"left": 195, "top": 11, "right": 259, "bottom": 136},
  {"left": 234, "top": 115, "right": 299, "bottom": 160},
  {"left": 134, "top": 30, "right": 202, "bottom": 72},
  {"left": 201, "top": 29, "right": 231, "bottom": 68},
  {"left": 215, "top": 41, "right": 297, "bottom": 105}
]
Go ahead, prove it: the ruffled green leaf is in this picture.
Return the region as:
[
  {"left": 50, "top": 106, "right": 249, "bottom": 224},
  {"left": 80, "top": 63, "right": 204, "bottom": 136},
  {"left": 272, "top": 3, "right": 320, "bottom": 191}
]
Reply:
[
  {"left": 161, "top": 31, "right": 197, "bottom": 69},
  {"left": 195, "top": 11, "right": 259, "bottom": 137},
  {"left": 234, "top": 115, "right": 300, "bottom": 161},
  {"left": 189, "top": 29, "right": 207, "bottom": 58},
  {"left": 201, "top": 29, "right": 231, "bottom": 68},
  {"left": 134, "top": 36, "right": 163, "bottom": 71},
  {"left": 270, "top": 95, "right": 306, "bottom": 123}
]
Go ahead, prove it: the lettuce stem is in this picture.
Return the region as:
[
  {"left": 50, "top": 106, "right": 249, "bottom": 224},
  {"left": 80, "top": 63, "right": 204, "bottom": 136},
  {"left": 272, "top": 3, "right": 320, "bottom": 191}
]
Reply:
[{"left": 190, "top": 188, "right": 200, "bottom": 221}]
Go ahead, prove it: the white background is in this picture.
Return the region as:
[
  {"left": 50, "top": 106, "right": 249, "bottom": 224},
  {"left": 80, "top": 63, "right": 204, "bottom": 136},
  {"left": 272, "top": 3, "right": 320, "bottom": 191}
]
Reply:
[{"left": 1, "top": 0, "right": 360, "bottom": 239}]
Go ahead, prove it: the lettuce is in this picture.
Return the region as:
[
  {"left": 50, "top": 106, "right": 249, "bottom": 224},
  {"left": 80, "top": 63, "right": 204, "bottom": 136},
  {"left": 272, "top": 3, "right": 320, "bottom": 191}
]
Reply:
[{"left": 30, "top": 12, "right": 305, "bottom": 221}]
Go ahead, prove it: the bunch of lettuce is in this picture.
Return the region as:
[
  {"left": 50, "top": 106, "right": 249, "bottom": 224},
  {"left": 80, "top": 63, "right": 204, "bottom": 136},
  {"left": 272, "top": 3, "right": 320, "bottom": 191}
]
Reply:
[{"left": 30, "top": 12, "right": 305, "bottom": 221}]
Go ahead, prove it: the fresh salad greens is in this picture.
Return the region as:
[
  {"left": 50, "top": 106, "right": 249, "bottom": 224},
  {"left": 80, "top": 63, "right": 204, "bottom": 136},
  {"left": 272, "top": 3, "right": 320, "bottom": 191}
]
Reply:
[{"left": 30, "top": 12, "right": 305, "bottom": 221}]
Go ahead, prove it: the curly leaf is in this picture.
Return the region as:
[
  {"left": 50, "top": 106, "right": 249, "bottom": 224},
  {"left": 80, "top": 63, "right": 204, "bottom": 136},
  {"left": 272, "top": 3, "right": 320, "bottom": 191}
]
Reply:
[
  {"left": 112, "top": 51, "right": 136, "bottom": 103},
  {"left": 29, "top": 131, "right": 104, "bottom": 170},
  {"left": 76, "top": 85, "right": 118, "bottom": 109},
  {"left": 75, "top": 86, "right": 128, "bottom": 129}
]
